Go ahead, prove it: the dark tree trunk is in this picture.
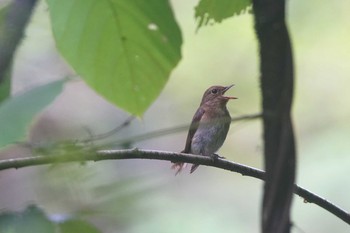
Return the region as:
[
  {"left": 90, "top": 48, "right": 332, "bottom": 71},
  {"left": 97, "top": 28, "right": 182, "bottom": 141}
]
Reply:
[
  {"left": 0, "top": 0, "right": 38, "bottom": 86},
  {"left": 252, "top": 1, "right": 296, "bottom": 233}
]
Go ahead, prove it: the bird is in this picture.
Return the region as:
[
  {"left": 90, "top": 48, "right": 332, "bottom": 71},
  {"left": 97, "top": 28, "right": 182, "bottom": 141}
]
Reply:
[{"left": 172, "top": 85, "right": 237, "bottom": 175}]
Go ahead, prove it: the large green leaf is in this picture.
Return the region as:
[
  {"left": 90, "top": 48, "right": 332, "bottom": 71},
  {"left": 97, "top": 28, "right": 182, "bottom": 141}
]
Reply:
[
  {"left": 47, "top": 0, "right": 182, "bottom": 116},
  {"left": 0, "top": 79, "right": 65, "bottom": 148},
  {"left": 195, "top": 0, "right": 251, "bottom": 29}
]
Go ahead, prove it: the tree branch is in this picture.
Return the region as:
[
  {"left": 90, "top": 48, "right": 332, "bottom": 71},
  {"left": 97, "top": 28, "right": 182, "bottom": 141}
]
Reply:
[{"left": 0, "top": 148, "right": 348, "bottom": 225}]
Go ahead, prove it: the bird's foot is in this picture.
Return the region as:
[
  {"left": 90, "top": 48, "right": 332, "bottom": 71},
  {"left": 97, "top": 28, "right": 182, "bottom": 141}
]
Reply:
[
  {"left": 211, "top": 153, "right": 225, "bottom": 162},
  {"left": 213, "top": 153, "right": 225, "bottom": 159}
]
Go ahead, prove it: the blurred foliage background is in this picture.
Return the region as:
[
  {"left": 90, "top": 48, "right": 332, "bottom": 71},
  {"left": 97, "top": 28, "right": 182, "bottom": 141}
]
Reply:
[{"left": 0, "top": 0, "right": 349, "bottom": 232}]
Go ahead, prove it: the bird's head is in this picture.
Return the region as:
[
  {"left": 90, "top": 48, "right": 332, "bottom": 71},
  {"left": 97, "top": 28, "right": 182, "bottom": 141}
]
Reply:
[{"left": 200, "top": 85, "right": 237, "bottom": 106}]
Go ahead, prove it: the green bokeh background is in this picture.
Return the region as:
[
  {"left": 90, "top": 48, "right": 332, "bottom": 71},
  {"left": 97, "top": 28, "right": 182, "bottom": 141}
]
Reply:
[{"left": 0, "top": 0, "right": 349, "bottom": 232}]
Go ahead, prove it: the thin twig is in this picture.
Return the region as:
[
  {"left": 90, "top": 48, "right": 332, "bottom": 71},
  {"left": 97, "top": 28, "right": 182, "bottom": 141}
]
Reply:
[
  {"left": 80, "top": 116, "right": 135, "bottom": 143},
  {"left": 107, "top": 113, "right": 262, "bottom": 147},
  {"left": 0, "top": 148, "right": 348, "bottom": 225}
]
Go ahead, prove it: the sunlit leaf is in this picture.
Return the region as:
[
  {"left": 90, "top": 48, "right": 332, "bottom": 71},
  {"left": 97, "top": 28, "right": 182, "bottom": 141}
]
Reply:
[
  {"left": 0, "top": 79, "right": 65, "bottom": 148},
  {"left": 47, "top": 0, "right": 182, "bottom": 116},
  {"left": 195, "top": 0, "right": 251, "bottom": 29}
]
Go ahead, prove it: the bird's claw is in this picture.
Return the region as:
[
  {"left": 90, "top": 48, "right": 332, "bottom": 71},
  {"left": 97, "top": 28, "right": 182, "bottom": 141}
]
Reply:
[{"left": 211, "top": 153, "right": 225, "bottom": 161}]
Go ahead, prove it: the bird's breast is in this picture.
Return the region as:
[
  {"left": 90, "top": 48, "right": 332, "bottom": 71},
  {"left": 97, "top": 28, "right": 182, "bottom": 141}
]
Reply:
[{"left": 191, "top": 111, "right": 231, "bottom": 156}]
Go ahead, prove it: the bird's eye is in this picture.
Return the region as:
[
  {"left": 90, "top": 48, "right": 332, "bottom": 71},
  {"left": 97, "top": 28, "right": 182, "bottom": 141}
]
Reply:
[{"left": 211, "top": 89, "right": 218, "bottom": 94}]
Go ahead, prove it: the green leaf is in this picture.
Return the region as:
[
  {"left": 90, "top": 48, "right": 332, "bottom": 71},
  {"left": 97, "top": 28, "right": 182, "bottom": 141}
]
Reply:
[
  {"left": 0, "top": 205, "right": 101, "bottom": 233},
  {"left": 0, "top": 64, "right": 11, "bottom": 103},
  {"left": 58, "top": 220, "right": 100, "bottom": 233},
  {"left": 47, "top": 0, "right": 182, "bottom": 116},
  {"left": 0, "top": 2, "right": 11, "bottom": 29},
  {"left": 195, "top": 0, "right": 251, "bottom": 29},
  {"left": 0, "top": 3, "right": 12, "bottom": 103},
  {"left": 0, "top": 79, "right": 65, "bottom": 148},
  {"left": 0, "top": 2, "right": 10, "bottom": 26},
  {"left": 0, "top": 205, "right": 55, "bottom": 233}
]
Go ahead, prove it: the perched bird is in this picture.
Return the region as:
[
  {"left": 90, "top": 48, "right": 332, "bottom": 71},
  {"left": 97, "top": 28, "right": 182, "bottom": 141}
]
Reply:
[{"left": 172, "top": 85, "right": 237, "bottom": 175}]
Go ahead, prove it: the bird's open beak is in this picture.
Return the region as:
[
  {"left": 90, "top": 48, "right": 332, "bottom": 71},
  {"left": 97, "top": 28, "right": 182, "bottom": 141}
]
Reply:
[{"left": 222, "top": 84, "right": 238, "bottom": 99}]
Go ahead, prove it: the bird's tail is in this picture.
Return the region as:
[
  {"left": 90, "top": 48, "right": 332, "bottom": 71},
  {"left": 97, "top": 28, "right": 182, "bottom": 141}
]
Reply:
[
  {"left": 171, "top": 162, "right": 200, "bottom": 175},
  {"left": 171, "top": 150, "right": 200, "bottom": 175},
  {"left": 171, "top": 162, "right": 187, "bottom": 175},
  {"left": 190, "top": 164, "right": 200, "bottom": 174}
]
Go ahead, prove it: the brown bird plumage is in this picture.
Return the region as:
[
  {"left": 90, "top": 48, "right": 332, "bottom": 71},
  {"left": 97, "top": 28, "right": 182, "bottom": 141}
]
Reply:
[{"left": 172, "top": 85, "right": 237, "bottom": 174}]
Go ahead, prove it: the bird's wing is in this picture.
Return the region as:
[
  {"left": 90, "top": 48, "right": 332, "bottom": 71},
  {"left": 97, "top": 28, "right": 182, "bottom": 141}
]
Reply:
[{"left": 182, "top": 107, "right": 205, "bottom": 153}]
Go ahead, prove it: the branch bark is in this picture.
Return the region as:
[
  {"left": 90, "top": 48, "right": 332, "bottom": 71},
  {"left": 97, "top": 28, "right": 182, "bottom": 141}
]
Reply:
[
  {"left": 252, "top": 1, "right": 296, "bottom": 232},
  {"left": 0, "top": 149, "right": 348, "bottom": 225}
]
